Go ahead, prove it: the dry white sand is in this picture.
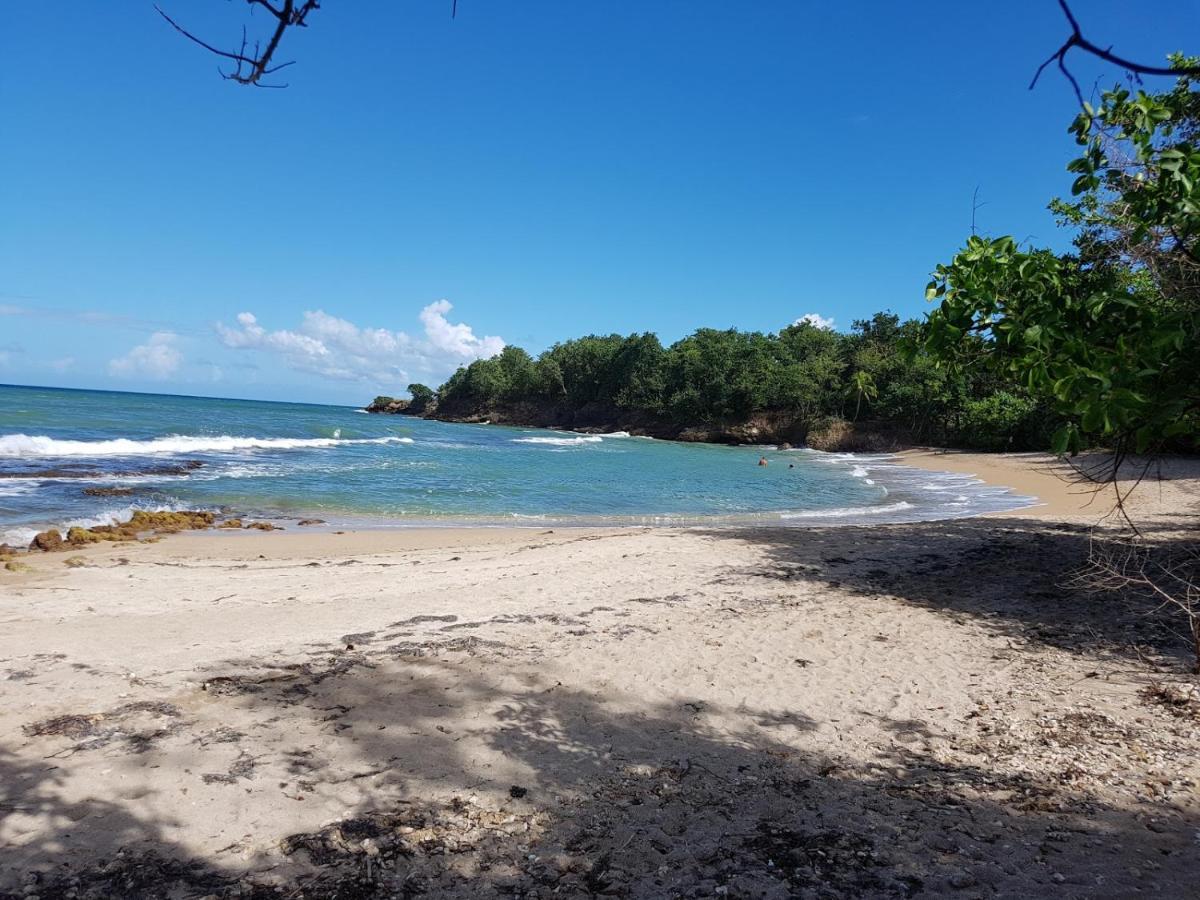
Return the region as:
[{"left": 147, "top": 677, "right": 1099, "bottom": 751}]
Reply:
[{"left": 2, "top": 452, "right": 1199, "bottom": 897}]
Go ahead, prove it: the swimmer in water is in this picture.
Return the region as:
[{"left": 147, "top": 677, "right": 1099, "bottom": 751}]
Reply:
[{"left": 758, "top": 456, "right": 768, "bottom": 466}]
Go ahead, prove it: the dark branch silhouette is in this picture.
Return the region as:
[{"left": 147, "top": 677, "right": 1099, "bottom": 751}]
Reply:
[
  {"left": 157, "top": 1, "right": 462, "bottom": 87},
  {"left": 159, "top": 1, "right": 1194, "bottom": 95},
  {"left": 155, "top": 0, "right": 320, "bottom": 87},
  {"left": 1032, "top": 0, "right": 1200, "bottom": 104}
]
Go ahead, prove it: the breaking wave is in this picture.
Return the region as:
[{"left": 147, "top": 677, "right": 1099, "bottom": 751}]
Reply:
[
  {"left": 780, "top": 501, "right": 915, "bottom": 520},
  {"left": 0, "top": 434, "right": 414, "bottom": 458},
  {"left": 512, "top": 435, "right": 604, "bottom": 446}
]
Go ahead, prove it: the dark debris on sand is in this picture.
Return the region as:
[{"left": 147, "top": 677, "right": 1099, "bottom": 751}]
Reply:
[{"left": 22, "top": 701, "right": 183, "bottom": 755}]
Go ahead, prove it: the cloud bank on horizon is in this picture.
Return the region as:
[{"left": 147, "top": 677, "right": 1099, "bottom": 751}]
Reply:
[{"left": 215, "top": 300, "right": 505, "bottom": 388}]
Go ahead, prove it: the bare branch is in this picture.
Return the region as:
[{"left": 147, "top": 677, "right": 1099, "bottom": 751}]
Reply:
[
  {"left": 159, "top": 1, "right": 465, "bottom": 86},
  {"left": 1072, "top": 515, "right": 1200, "bottom": 672},
  {"left": 1033, "top": 0, "right": 1200, "bottom": 105},
  {"left": 155, "top": 0, "right": 320, "bottom": 88}
]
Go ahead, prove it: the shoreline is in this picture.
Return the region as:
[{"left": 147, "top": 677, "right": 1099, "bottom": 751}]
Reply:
[
  {"left": 897, "top": 448, "right": 1081, "bottom": 518},
  {"left": 898, "top": 448, "right": 1200, "bottom": 521},
  {"left": 0, "top": 450, "right": 1149, "bottom": 573},
  {"left": 5, "top": 448, "right": 1198, "bottom": 589}
]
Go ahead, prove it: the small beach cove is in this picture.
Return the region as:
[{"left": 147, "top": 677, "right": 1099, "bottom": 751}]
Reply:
[
  {"left": 0, "top": 386, "right": 1040, "bottom": 547},
  {"left": 0, "top": 444, "right": 1131, "bottom": 581}
]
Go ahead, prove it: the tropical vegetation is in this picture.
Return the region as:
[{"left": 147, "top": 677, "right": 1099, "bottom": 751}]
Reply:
[
  {"left": 923, "top": 58, "right": 1200, "bottom": 457},
  {"left": 427, "top": 313, "right": 1055, "bottom": 451}
]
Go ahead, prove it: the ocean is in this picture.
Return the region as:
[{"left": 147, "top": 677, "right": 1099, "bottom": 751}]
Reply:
[{"left": 0, "top": 383, "right": 1035, "bottom": 543}]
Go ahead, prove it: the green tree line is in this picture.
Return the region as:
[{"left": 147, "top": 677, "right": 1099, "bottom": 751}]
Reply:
[{"left": 429, "top": 313, "right": 1055, "bottom": 451}]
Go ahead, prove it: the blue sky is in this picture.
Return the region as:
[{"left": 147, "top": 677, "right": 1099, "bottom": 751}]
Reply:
[{"left": 1, "top": 1, "right": 1195, "bottom": 405}]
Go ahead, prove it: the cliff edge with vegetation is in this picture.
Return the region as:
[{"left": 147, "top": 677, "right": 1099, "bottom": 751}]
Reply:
[{"left": 367, "top": 313, "right": 1058, "bottom": 452}]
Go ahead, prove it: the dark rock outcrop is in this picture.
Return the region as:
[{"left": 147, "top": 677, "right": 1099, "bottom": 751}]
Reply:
[
  {"left": 1, "top": 461, "right": 203, "bottom": 481},
  {"left": 365, "top": 396, "right": 413, "bottom": 415},
  {"left": 425, "top": 401, "right": 834, "bottom": 447},
  {"left": 366, "top": 394, "right": 907, "bottom": 450}
]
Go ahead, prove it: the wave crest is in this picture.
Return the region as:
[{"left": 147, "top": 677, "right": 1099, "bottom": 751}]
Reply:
[
  {"left": 0, "top": 433, "right": 414, "bottom": 458},
  {"left": 512, "top": 435, "right": 603, "bottom": 446},
  {"left": 780, "top": 501, "right": 914, "bottom": 520}
]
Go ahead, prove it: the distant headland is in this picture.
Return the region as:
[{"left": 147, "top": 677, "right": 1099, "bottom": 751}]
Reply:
[{"left": 366, "top": 311, "right": 1057, "bottom": 453}]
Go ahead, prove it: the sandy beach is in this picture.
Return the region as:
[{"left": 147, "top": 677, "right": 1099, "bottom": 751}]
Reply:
[
  {"left": 3, "top": 451, "right": 1200, "bottom": 898},
  {"left": 897, "top": 449, "right": 1153, "bottom": 519}
]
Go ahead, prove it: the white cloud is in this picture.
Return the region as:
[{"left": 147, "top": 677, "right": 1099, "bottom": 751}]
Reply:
[
  {"left": 48, "top": 357, "right": 75, "bottom": 373},
  {"left": 419, "top": 300, "right": 505, "bottom": 358},
  {"left": 108, "top": 332, "right": 182, "bottom": 380},
  {"left": 793, "top": 312, "right": 835, "bottom": 330},
  {"left": 215, "top": 301, "right": 504, "bottom": 387}
]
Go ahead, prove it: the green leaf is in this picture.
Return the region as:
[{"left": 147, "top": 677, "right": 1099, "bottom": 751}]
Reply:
[{"left": 1050, "top": 426, "right": 1072, "bottom": 455}]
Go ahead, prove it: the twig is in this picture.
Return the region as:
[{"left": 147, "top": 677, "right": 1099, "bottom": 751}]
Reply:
[
  {"left": 1032, "top": 0, "right": 1200, "bottom": 106},
  {"left": 155, "top": 0, "right": 320, "bottom": 87}
]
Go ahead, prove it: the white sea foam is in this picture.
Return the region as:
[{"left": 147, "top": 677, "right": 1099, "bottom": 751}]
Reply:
[
  {"left": 0, "top": 500, "right": 198, "bottom": 547},
  {"left": 780, "top": 501, "right": 914, "bottom": 520},
  {"left": 602, "top": 431, "right": 632, "bottom": 438},
  {"left": 1, "top": 529, "right": 35, "bottom": 545},
  {"left": 0, "top": 434, "right": 414, "bottom": 458},
  {"left": 213, "top": 463, "right": 285, "bottom": 480},
  {"left": 512, "top": 435, "right": 603, "bottom": 446},
  {"left": 800, "top": 449, "right": 895, "bottom": 464}
]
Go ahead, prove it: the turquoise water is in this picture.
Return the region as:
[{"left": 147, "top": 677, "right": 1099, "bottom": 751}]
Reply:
[{"left": 0, "top": 384, "right": 1034, "bottom": 542}]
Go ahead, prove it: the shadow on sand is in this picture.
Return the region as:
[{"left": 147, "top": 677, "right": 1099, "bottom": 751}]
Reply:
[
  {"left": 698, "top": 516, "right": 1198, "bottom": 666},
  {"left": 3, "top": 517, "right": 1199, "bottom": 898}
]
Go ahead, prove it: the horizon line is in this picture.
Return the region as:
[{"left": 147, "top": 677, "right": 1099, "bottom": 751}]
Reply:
[{"left": 0, "top": 381, "right": 361, "bottom": 411}]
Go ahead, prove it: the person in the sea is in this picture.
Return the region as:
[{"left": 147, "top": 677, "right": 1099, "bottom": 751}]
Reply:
[{"left": 758, "top": 456, "right": 768, "bottom": 466}]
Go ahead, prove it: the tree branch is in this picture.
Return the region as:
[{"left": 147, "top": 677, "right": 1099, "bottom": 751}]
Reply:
[
  {"left": 155, "top": 0, "right": 320, "bottom": 87},
  {"left": 1032, "top": 0, "right": 1200, "bottom": 105},
  {"left": 159, "top": 1, "right": 465, "bottom": 86}
]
